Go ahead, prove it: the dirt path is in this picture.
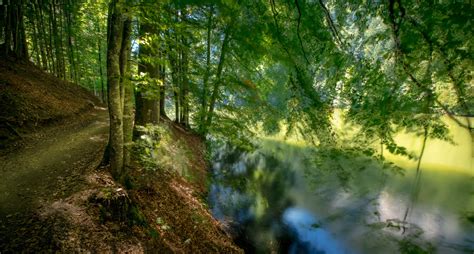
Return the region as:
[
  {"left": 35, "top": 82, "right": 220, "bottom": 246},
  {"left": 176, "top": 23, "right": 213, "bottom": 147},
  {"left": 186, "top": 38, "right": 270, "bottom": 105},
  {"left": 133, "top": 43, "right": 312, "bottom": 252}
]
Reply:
[{"left": 0, "top": 107, "right": 108, "bottom": 251}]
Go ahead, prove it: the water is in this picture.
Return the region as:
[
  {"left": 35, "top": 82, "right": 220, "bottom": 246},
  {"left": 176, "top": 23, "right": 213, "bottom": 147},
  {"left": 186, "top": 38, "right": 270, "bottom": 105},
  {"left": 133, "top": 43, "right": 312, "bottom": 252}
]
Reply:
[{"left": 208, "top": 117, "right": 474, "bottom": 253}]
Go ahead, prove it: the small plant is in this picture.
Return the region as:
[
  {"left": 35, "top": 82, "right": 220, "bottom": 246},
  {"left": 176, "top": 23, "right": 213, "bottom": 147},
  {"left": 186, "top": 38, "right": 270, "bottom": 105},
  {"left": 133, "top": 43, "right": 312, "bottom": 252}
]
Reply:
[
  {"left": 133, "top": 124, "right": 166, "bottom": 171},
  {"left": 155, "top": 217, "right": 171, "bottom": 230}
]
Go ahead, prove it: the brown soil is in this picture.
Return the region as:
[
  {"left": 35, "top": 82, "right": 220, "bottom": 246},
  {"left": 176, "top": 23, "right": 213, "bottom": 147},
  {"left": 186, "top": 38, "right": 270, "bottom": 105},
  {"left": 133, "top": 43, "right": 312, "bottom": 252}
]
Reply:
[
  {"left": 0, "top": 57, "right": 100, "bottom": 149},
  {"left": 126, "top": 120, "right": 241, "bottom": 253}
]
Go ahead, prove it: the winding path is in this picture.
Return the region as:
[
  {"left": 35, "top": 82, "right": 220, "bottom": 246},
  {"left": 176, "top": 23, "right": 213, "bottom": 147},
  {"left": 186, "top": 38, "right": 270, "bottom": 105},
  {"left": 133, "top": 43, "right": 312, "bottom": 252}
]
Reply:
[{"left": 0, "top": 107, "right": 108, "bottom": 251}]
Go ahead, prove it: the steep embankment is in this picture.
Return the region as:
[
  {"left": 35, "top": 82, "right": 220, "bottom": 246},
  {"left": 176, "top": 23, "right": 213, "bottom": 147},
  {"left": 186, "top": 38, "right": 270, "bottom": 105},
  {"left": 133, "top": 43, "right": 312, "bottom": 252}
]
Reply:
[
  {"left": 0, "top": 59, "right": 241, "bottom": 253},
  {"left": 125, "top": 120, "right": 242, "bottom": 253},
  {"left": 0, "top": 58, "right": 100, "bottom": 148}
]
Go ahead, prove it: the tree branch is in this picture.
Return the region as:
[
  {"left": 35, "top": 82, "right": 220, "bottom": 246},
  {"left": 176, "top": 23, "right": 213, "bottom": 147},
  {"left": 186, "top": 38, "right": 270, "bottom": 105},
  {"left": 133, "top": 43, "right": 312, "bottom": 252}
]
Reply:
[
  {"left": 318, "top": 0, "right": 344, "bottom": 48},
  {"left": 294, "top": 0, "right": 310, "bottom": 64}
]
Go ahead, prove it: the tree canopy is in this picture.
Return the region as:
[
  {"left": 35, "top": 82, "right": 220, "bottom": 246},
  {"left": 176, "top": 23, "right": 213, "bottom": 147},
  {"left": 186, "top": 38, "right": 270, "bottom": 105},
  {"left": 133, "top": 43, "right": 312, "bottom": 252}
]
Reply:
[{"left": 1, "top": 0, "right": 472, "bottom": 178}]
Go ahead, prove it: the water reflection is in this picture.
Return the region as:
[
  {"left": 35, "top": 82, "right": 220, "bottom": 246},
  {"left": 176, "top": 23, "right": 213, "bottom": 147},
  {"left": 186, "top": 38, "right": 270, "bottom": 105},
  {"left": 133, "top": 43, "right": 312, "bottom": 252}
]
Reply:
[
  {"left": 209, "top": 141, "right": 474, "bottom": 253},
  {"left": 283, "top": 207, "right": 348, "bottom": 254}
]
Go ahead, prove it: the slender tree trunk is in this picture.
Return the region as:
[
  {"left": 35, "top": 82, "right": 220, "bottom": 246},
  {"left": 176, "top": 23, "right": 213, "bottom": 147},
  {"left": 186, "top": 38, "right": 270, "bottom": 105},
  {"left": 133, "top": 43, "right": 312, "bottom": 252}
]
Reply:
[
  {"left": 30, "top": 12, "right": 42, "bottom": 65},
  {"left": 174, "top": 90, "right": 180, "bottom": 123},
  {"left": 181, "top": 36, "right": 190, "bottom": 127},
  {"left": 65, "top": 0, "right": 78, "bottom": 84},
  {"left": 51, "top": 1, "right": 61, "bottom": 77},
  {"left": 402, "top": 126, "right": 428, "bottom": 226},
  {"left": 159, "top": 49, "right": 168, "bottom": 119},
  {"left": 3, "top": 3, "right": 12, "bottom": 56},
  {"left": 38, "top": 1, "right": 53, "bottom": 72},
  {"left": 106, "top": 0, "right": 125, "bottom": 179},
  {"left": 204, "top": 27, "right": 231, "bottom": 133},
  {"left": 97, "top": 22, "right": 106, "bottom": 102},
  {"left": 0, "top": 4, "right": 5, "bottom": 55},
  {"left": 33, "top": 0, "right": 48, "bottom": 69},
  {"left": 48, "top": 3, "right": 57, "bottom": 76},
  {"left": 58, "top": 1, "right": 66, "bottom": 79},
  {"left": 168, "top": 27, "right": 181, "bottom": 124},
  {"left": 199, "top": 5, "right": 213, "bottom": 133}
]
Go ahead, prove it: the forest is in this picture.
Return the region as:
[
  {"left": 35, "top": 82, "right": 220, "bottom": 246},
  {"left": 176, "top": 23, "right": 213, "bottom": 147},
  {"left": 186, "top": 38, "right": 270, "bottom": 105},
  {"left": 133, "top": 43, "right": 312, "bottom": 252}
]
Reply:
[{"left": 0, "top": 0, "right": 473, "bottom": 253}]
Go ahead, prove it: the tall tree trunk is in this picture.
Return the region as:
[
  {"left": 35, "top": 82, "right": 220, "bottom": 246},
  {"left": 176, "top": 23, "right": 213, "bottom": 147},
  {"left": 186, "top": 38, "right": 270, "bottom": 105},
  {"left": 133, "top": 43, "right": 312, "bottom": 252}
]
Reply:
[
  {"left": 181, "top": 36, "right": 189, "bottom": 127},
  {"left": 106, "top": 0, "right": 125, "bottom": 179},
  {"left": 2, "top": 0, "right": 28, "bottom": 59},
  {"left": 199, "top": 5, "right": 213, "bottom": 133},
  {"left": 33, "top": 0, "right": 48, "bottom": 69},
  {"left": 48, "top": 2, "right": 57, "bottom": 76},
  {"left": 204, "top": 26, "right": 231, "bottom": 133},
  {"left": 159, "top": 49, "right": 168, "bottom": 119},
  {"left": 174, "top": 90, "right": 180, "bottom": 123},
  {"left": 57, "top": 0, "right": 66, "bottom": 79},
  {"left": 120, "top": 18, "right": 133, "bottom": 169},
  {"left": 97, "top": 22, "right": 106, "bottom": 102},
  {"left": 38, "top": 1, "right": 54, "bottom": 72},
  {"left": 29, "top": 10, "right": 42, "bottom": 65},
  {"left": 135, "top": 22, "right": 159, "bottom": 127},
  {"left": 3, "top": 2, "right": 12, "bottom": 56},
  {"left": 65, "top": 0, "right": 78, "bottom": 84},
  {"left": 168, "top": 27, "right": 181, "bottom": 124}
]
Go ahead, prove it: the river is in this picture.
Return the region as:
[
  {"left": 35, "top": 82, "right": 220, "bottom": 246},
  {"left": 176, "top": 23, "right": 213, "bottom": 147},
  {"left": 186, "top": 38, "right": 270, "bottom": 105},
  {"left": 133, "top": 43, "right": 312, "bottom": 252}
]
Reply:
[{"left": 208, "top": 116, "right": 473, "bottom": 253}]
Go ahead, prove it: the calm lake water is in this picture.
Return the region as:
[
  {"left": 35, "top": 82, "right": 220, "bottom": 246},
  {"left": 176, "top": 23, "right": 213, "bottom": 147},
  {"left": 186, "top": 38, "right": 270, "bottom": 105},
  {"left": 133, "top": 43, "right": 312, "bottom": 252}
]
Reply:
[{"left": 208, "top": 117, "right": 473, "bottom": 253}]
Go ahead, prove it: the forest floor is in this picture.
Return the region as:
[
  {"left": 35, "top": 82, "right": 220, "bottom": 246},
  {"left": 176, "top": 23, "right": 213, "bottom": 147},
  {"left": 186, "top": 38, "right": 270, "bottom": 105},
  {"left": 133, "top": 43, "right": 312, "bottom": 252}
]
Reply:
[
  {"left": 0, "top": 59, "right": 241, "bottom": 253},
  {"left": 0, "top": 107, "right": 110, "bottom": 252}
]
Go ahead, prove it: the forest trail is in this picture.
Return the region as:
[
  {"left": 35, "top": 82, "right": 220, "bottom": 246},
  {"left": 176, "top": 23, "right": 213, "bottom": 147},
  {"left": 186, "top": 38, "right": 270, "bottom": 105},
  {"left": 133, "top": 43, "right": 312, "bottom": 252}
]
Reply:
[{"left": 0, "top": 107, "right": 108, "bottom": 217}]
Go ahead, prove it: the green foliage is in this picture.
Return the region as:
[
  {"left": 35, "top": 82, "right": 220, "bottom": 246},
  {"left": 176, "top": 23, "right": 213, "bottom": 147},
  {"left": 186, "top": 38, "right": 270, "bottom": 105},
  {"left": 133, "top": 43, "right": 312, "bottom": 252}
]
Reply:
[
  {"left": 399, "top": 238, "right": 435, "bottom": 254},
  {"left": 18, "top": 0, "right": 473, "bottom": 177},
  {"left": 133, "top": 124, "right": 165, "bottom": 171}
]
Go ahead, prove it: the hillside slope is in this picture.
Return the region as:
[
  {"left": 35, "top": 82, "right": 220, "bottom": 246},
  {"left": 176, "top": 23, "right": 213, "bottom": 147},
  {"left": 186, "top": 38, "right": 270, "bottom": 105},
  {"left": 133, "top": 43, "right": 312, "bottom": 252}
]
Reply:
[{"left": 0, "top": 58, "right": 100, "bottom": 147}]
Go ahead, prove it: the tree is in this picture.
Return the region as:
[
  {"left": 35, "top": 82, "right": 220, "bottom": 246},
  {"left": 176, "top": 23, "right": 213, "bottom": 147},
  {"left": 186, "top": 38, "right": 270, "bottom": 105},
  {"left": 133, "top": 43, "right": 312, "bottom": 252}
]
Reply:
[
  {"left": 107, "top": 0, "right": 126, "bottom": 179},
  {"left": 1, "top": 0, "right": 28, "bottom": 59}
]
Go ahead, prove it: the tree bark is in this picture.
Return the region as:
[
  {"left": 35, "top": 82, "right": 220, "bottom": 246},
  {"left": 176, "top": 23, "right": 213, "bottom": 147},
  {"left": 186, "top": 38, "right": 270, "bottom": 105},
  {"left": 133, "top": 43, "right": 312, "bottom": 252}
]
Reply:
[
  {"left": 159, "top": 49, "right": 168, "bottom": 119},
  {"left": 199, "top": 5, "right": 213, "bottom": 133},
  {"left": 121, "top": 18, "right": 134, "bottom": 168},
  {"left": 65, "top": 0, "right": 78, "bottom": 84},
  {"left": 204, "top": 25, "right": 232, "bottom": 133},
  {"left": 33, "top": 0, "right": 48, "bottom": 69},
  {"left": 2, "top": 0, "right": 28, "bottom": 59},
  {"left": 97, "top": 20, "right": 106, "bottom": 102},
  {"left": 48, "top": 3, "right": 57, "bottom": 76},
  {"left": 135, "top": 22, "right": 159, "bottom": 127},
  {"left": 106, "top": 0, "right": 125, "bottom": 179}
]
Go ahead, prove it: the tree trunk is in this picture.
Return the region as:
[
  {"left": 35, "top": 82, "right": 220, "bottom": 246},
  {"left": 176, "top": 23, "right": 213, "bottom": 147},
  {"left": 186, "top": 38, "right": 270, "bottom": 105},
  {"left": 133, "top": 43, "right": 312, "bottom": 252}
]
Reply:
[
  {"left": 2, "top": 0, "right": 28, "bottom": 59},
  {"left": 135, "top": 22, "right": 159, "bottom": 127},
  {"left": 57, "top": 0, "right": 66, "bottom": 79},
  {"left": 33, "top": 0, "right": 48, "bottom": 69},
  {"left": 199, "top": 5, "right": 213, "bottom": 133},
  {"left": 38, "top": 1, "right": 54, "bottom": 72},
  {"left": 48, "top": 3, "right": 57, "bottom": 76},
  {"left": 181, "top": 36, "right": 190, "bottom": 127},
  {"left": 168, "top": 27, "right": 181, "bottom": 124},
  {"left": 97, "top": 21, "right": 106, "bottom": 103},
  {"left": 65, "top": 0, "right": 78, "bottom": 84},
  {"left": 204, "top": 26, "right": 231, "bottom": 133},
  {"left": 121, "top": 18, "right": 134, "bottom": 169},
  {"left": 106, "top": 0, "right": 125, "bottom": 179},
  {"left": 159, "top": 49, "right": 168, "bottom": 119}
]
